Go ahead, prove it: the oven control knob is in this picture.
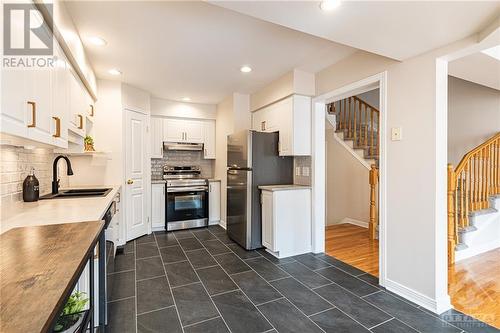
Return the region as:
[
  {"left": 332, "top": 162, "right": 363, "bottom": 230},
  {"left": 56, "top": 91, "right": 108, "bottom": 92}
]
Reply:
[{"left": 127, "top": 179, "right": 134, "bottom": 185}]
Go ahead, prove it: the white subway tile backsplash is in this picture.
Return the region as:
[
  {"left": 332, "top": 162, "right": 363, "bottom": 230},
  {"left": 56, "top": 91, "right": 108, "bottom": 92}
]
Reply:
[
  {"left": 0, "top": 145, "right": 69, "bottom": 205},
  {"left": 151, "top": 150, "right": 214, "bottom": 180}
]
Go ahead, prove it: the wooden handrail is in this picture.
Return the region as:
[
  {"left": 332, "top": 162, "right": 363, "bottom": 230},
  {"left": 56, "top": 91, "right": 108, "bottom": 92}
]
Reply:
[
  {"left": 447, "top": 132, "right": 500, "bottom": 265},
  {"left": 369, "top": 165, "right": 379, "bottom": 240},
  {"left": 352, "top": 96, "right": 379, "bottom": 114}
]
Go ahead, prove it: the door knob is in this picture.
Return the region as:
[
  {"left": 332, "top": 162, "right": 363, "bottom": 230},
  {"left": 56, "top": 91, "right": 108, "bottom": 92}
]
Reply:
[{"left": 127, "top": 179, "right": 134, "bottom": 185}]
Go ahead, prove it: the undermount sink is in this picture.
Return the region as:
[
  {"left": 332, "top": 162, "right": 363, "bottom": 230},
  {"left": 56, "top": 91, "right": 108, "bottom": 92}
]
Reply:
[{"left": 40, "top": 188, "right": 112, "bottom": 200}]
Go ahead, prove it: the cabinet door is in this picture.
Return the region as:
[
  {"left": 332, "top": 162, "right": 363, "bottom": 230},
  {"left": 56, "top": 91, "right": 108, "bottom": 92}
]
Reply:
[
  {"left": 203, "top": 121, "right": 216, "bottom": 159},
  {"left": 51, "top": 44, "right": 69, "bottom": 148},
  {"left": 151, "top": 184, "right": 165, "bottom": 229},
  {"left": 1, "top": 68, "right": 28, "bottom": 138},
  {"left": 208, "top": 181, "right": 221, "bottom": 223},
  {"left": 69, "top": 73, "right": 86, "bottom": 137},
  {"left": 151, "top": 117, "right": 164, "bottom": 158},
  {"left": 163, "top": 118, "right": 184, "bottom": 142},
  {"left": 185, "top": 120, "right": 204, "bottom": 143},
  {"left": 261, "top": 191, "right": 275, "bottom": 251}
]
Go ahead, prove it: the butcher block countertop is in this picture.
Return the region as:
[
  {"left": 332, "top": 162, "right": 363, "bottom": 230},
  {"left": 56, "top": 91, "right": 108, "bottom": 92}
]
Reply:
[{"left": 0, "top": 221, "right": 104, "bottom": 333}]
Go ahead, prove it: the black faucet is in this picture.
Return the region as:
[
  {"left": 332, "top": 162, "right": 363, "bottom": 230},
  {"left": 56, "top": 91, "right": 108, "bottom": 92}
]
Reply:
[{"left": 52, "top": 155, "right": 74, "bottom": 194}]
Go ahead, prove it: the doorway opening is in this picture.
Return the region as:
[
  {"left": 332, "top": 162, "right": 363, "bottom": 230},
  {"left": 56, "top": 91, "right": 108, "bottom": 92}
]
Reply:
[{"left": 324, "top": 87, "right": 381, "bottom": 277}]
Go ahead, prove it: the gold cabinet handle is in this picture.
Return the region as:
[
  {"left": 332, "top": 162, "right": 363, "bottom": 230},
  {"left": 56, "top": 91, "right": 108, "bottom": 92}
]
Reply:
[
  {"left": 90, "top": 105, "right": 94, "bottom": 117},
  {"left": 27, "top": 101, "right": 36, "bottom": 127},
  {"left": 52, "top": 117, "right": 61, "bottom": 137},
  {"left": 77, "top": 114, "right": 83, "bottom": 129},
  {"left": 127, "top": 179, "right": 134, "bottom": 185}
]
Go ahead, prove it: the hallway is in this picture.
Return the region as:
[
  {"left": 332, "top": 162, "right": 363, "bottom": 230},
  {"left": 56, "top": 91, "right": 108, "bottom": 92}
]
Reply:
[{"left": 325, "top": 223, "right": 379, "bottom": 277}]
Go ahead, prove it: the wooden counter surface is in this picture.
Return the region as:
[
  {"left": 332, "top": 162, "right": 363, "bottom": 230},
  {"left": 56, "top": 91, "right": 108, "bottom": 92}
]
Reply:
[{"left": 0, "top": 221, "right": 104, "bottom": 333}]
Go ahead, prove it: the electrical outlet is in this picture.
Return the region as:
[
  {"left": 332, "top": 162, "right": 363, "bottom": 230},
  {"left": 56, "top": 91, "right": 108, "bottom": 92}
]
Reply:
[
  {"left": 302, "top": 166, "right": 310, "bottom": 177},
  {"left": 295, "top": 167, "right": 301, "bottom": 176},
  {"left": 391, "top": 127, "right": 402, "bottom": 141}
]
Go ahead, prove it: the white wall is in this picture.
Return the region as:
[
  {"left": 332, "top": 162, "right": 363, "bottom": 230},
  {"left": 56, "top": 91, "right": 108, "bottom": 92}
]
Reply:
[
  {"left": 121, "top": 83, "right": 151, "bottom": 114},
  {"left": 233, "top": 93, "right": 251, "bottom": 131},
  {"left": 315, "top": 37, "right": 487, "bottom": 312},
  {"left": 69, "top": 80, "right": 123, "bottom": 186},
  {"left": 448, "top": 76, "right": 500, "bottom": 166},
  {"left": 326, "top": 128, "right": 370, "bottom": 225},
  {"left": 151, "top": 98, "right": 216, "bottom": 120},
  {"left": 215, "top": 96, "right": 234, "bottom": 224}
]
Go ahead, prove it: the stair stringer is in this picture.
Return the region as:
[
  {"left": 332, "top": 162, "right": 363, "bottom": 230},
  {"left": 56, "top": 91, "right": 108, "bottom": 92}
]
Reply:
[{"left": 326, "top": 114, "right": 373, "bottom": 170}]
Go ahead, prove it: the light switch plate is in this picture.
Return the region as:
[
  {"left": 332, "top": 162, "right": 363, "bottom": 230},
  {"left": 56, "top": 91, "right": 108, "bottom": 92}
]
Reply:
[
  {"left": 295, "top": 167, "right": 301, "bottom": 176},
  {"left": 391, "top": 127, "right": 402, "bottom": 141},
  {"left": 302, "top": 166, "right": 310, "bottom": 177}
]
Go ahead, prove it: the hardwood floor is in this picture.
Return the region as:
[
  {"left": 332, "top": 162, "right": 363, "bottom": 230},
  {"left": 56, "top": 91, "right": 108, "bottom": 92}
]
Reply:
[
  {"left": 325, "top": 223, "right": 379, "bottom": 276},
  {"left": 325, "top": 223, "right": 500, "bottom": 328},
  {"left": 449, "top": 248, "right": 500, "bottom": 328}
]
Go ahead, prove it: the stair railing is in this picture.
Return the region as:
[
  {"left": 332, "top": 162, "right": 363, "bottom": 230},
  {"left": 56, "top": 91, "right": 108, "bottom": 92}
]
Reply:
[
  {"left": 369, "top": 165, "right": 379, "bottom": 240},
  {"left": 329, "top": 96, "right": 380, "bottom": 158},
  {"left": 447, "top": 132, "right": 500, "bottom": 265}
]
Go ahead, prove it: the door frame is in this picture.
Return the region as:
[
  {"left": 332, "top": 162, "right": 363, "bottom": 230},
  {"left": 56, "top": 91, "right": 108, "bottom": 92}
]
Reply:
[
  {"left": 311, "top": 71, "right": 388, "bottom": 286},
  {"left": 123, "top": 108, "right": 152, "bottom": 241}
]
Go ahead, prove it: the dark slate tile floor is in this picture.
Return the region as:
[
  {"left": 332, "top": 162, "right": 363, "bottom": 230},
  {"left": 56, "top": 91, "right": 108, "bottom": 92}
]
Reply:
[{"left": 107, "top": 225, "right": 498, "bottom": 333}]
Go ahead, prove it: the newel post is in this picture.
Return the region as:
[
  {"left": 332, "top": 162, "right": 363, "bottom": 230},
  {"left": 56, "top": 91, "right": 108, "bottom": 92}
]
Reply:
[
  {"left": 447, "top": 164, "right": 456, "bottom": 266},
  {"left": 369, "top": 165, "right": 379, "bottom": 240}
]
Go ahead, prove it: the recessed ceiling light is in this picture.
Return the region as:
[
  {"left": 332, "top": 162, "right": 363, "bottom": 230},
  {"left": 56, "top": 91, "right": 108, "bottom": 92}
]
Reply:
[
  {"left": 182, "top": 97, "right": 191, "bottom": 102},
  {"left": 240, "top": 65, "right": 252, "bottom": 73},
  {"left": 87, "top": 36, "right": 107, "bottom": 46},
  {"left": 481, "top": 45, "right": 500, "bottom": 61},
  {"left": 108, "top": 68, "right": 122, "bottom": 76},
  {"left": 319, "top": 0, "right": 341, "bottom": 11}
]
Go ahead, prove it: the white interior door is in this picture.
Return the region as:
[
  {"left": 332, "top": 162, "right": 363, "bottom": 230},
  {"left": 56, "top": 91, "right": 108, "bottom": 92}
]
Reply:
[{"left": 125, "top": 110, "right": 149, "bottom": 240}]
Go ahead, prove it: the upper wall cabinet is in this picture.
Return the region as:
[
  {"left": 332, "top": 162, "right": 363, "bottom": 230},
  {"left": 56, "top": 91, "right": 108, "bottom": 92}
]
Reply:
[
  {"left": 203, "top": 121, "right": 216, "bottom": 159},
  {"left": 163, "top": 118, "right": 204, "bottom": 144},
  {"left": 151, "top": 117, "right": 164, "bottom": 158},
  {"left": 252, "top": 95, "right": 311, "bottom": 156}
]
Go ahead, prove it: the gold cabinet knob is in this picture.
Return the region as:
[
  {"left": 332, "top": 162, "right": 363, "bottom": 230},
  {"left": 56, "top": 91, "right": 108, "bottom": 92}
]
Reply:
[{"left": 127, "top": 179, "right": 134, "bottom": 185}]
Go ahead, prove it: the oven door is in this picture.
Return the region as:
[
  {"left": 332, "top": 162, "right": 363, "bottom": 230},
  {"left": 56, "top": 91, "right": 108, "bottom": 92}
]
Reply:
[{"left": 166, "top": 187, "right": 208, "bottom": 231}]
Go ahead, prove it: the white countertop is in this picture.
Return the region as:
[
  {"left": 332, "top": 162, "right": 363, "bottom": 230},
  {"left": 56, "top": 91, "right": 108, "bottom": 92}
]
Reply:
[
  {"left": 258, "top": 185, "right": 311, "bottom": 192},
  {"left": 152, "top": 179, "right": 166, "bottom": 184},
  {"left": 0, "top": 185, "right": 121, "bottom": 234},
  {"left": 207, "top": 179, "right": 221, "bottom": 182}
]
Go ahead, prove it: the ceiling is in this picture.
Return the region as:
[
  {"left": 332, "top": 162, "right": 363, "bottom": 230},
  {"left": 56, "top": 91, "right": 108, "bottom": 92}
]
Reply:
[
  {"left": 65, "top": 1, "right": 357, "bottom": 104},
  {"left": 211, "top": 1, "right": 500, "bottom": 61},
  {"left": 449, "top": 52, "right": 500, "bottom": 91}
]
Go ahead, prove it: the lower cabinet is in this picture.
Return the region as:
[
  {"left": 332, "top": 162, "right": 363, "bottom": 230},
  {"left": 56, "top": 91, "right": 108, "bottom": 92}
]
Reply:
[
  {"left": 260, "top": 188, "right": 311, "bottom": 258},
  {"left": 151, "top": 183, "right": 166, "bottom": 230},
  {"left": 208, "top": 181, "right": 221, "bottom": 224}
]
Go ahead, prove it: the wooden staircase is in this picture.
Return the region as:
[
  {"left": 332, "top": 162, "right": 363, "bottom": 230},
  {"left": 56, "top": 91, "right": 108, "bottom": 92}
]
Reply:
[
  {"left": 447, "top": 132, "right": 500, "bottom": 265},
  {"left": 327, "top": 96, "right": 380, "bottom": 240},
  {"left": 328, "top": 96, "right": 379, "bottom": 166}
]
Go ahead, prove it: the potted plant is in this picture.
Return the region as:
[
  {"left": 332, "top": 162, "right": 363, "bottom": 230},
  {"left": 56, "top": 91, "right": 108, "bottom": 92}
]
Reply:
[
  {"left": 84, "top": 136, "right": 95, "bottom": 152},
  {"left": 53, "top": 291, "right": 89, "bottom": 332}
]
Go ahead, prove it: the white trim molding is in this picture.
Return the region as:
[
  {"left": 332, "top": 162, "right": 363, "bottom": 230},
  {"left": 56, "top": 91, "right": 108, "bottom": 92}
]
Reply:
[
  {"left": 219, "top": 220, "right": 227, "bottom": 229},
  {"left": 339, "top": 217, "right": 369, "bottom": 228},
  {"left": 312, "top": 71, "right": 388, "bottom": 287},
  {"left": 385, "top": 278, "right": 452, "bottom": 314}
]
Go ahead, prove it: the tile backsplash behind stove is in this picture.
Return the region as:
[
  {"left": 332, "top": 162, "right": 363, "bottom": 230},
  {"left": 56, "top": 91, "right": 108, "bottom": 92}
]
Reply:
[{"left": 151, "top": 150, "right": 214, "bottom": 180}]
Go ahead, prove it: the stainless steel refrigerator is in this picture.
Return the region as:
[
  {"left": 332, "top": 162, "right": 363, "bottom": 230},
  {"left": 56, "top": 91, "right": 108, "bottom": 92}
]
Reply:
[{"left": 227, "top": 130, "right": 293, "bottom": 250}]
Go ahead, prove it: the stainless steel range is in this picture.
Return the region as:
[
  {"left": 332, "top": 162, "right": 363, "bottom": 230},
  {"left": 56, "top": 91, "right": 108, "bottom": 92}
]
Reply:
[{"left": 164, "top": 166, "right": 208, "bottom": 231}]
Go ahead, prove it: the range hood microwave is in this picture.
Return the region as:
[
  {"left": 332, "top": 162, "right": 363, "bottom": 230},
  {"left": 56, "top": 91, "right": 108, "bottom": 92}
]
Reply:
[{"left": 163, "top": 142, "right": 203, "bottom": 151}]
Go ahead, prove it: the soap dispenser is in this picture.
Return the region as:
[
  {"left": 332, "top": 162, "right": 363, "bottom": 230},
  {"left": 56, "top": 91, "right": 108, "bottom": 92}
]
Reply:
[{"left": 23, "top": 167, "right": 40, "bottom": 202}]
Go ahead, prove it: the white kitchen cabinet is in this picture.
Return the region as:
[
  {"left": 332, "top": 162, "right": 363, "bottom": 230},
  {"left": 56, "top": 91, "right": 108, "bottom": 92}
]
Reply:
[
  {"left": 1, "top": 68, "right": 29, "bottom": 139},
  {"left": 69, "top": 72, "right": 87, "bottom": 137},
  {"left": 203, "top": 121, "right": 216, "bottom": 159},
  {"left": 260, "top": 187, "right": 311, "bottom": 258},
  {"left": 163, "top": 118, "right": 204, "bottom": 143},
  {"left": 51, "top": 44, "right": 70, "bottom": 148},
  {"left": 151, "top": 117, "right": 164, "bottom": 158},
  {"left": 252, "top": 95, "right": 311, "bottom": 156},
  {"left": 163, "top": 118, "right": 185, "bottom": 142},
  {"left": 151, "top": 183, "right": 166, "bottom": 230},
  {"left": 208, "top": 180, "right": 221, "bottom": 224}
]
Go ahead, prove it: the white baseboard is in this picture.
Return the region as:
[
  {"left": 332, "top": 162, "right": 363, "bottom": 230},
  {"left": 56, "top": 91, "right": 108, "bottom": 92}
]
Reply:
[
  {"left": 455, "top": 238, "right": 500, "bottom": 262},
  {"left": 340, "top": 217, "right": 369, "bottom": 228},
  {"left": 385, "top": 278, "right": 452, "bottom": 314},
  {"left": 219, "top": 220, "right": 227, "bottom": 229},
  {"left": 152, "top": 226, "right": 165, "bottom": 232}
]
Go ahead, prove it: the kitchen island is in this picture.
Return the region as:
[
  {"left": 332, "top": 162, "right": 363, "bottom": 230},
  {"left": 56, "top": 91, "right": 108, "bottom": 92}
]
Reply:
[{"left": 0, "top": 221, "right": 105, "bottom": 333}]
